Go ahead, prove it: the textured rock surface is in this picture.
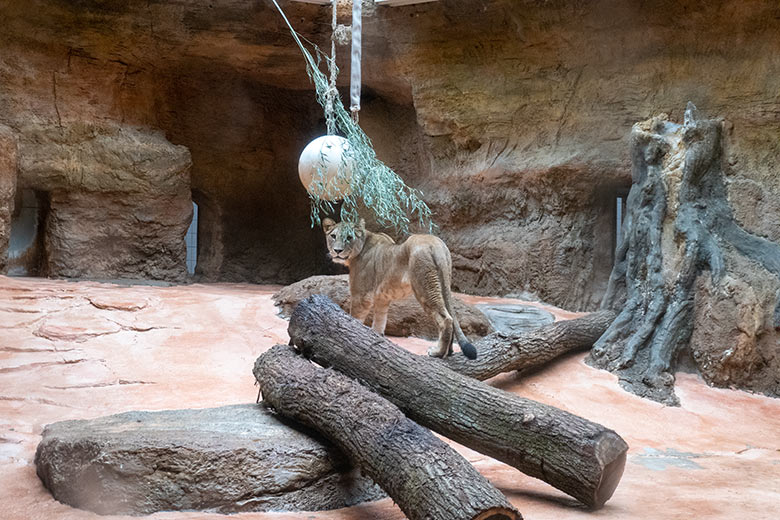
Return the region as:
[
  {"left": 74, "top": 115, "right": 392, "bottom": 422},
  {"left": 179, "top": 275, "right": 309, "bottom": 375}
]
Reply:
[
  {"left": 400, "top": 0, "right": 780, "bottom": 308},
  {"left": 0, "top": 124, "right": 17, "bottom": 273},
  {"left": 35, "top": 404, "right": 383, "bottom": 515},
  {"left": 2, "top": 277, "right": 779, "bottom": 520},
  {"left": 477, "top": 304, "right": 556, "bottom": 335},
  {"left": 690, "top": 262, "right": 780, "bottom": 396},
  {"left": 13, "top": 123, "right": 193, "bottom": 281},
  {"left": 1, "top": 1, "right": 778, "bottom": 306},
  {"left": 360, "top": 0, "right": 780, "bottom": 310},
  {"left": 273, "top": 274, "right": 493, "bottom": 340}
]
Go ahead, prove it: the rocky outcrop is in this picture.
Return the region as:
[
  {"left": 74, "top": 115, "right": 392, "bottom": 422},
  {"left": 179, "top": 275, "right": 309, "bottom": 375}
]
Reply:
[
  {"left": 274, "top": 275, "right": 493, "bottom": 340},
  {"left": 370, "top": 1, "right": 780, "bottom": 311},
  {"left": 0, "top": 0, "right": 779, "bottom": 309},
  {"left": 0, "top": 125, "right": 17, "bottom": 273},
  {"left": 35, "top": 404, "right": 384, "bottom": 515},
  {"left": 15, "top": 123, "right": 192, "bottom": 280},
  {"left": 691, "top": 260, "right": 780, "bottom": 397}
]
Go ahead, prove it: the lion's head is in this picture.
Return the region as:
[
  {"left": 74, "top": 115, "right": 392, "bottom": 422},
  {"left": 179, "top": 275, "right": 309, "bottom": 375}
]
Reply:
[{"left": 322, "top": 218, "right": 367, "bottom": 264}]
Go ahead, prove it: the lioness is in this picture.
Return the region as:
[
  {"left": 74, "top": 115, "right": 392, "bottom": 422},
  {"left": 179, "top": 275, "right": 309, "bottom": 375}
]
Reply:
[{"left": 322, "top": 218, "right": 477, "bottom": 359}]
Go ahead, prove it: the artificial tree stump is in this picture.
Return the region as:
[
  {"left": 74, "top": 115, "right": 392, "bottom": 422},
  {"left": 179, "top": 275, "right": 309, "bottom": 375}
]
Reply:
[
  {"left": 287, "top": 295, "right": 628, "bottom": 509},
  {"left": 254, "top": 344, "right": 521, "bottom": 520},
  {"left": 589, "top": 103, "right": 780, "bottom": 405},
  {"left": 441, "top": 309, "right": 616, "bottom": 380}
]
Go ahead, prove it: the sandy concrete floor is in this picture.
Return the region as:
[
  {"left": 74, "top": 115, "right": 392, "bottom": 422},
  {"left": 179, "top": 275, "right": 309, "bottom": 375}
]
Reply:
[{"left": 1, "top": 275, "right": 778, "bottom": 519}]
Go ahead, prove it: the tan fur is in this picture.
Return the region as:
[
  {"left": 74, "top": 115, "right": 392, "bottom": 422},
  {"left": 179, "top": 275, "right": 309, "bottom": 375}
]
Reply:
[{"left": 322, "top": 218, "right": 474, "bottom": 358}]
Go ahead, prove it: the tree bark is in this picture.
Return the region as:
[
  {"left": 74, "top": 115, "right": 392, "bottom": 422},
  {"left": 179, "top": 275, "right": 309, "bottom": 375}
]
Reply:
[
  {"left": 588, "top": 104, "right": 780, "bottom": 405},
  {"left": 288, "top": 295, "right": 628, "bottom": 509},
  {"left": 254, "top": 344, "right": 521, "bottom": 520},
  {"left": 441, "top": 310, "right": 616, "bottom": 380}
]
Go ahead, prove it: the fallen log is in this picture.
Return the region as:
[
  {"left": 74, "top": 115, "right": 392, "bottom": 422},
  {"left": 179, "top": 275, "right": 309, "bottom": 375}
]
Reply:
[
  {"left": 441, "top": 310, "right": 617, "bottom": 380},
  {"left": 288, "top": 295, "right": 628, "bottom": 509},
  {"left": 254, "top": 344, "right": 521, "bottom": 520}
]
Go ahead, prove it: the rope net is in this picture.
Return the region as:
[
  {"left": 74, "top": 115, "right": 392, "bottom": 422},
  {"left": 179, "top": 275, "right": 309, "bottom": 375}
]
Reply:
[{"left": 272, "top": 0, "right": 435, "bottom": 238}]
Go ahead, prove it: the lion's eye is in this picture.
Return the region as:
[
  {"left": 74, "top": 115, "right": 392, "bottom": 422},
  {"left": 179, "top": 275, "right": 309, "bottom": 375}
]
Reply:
[{"left": 330, "top": 233, "right": 336, "bottom": 239}]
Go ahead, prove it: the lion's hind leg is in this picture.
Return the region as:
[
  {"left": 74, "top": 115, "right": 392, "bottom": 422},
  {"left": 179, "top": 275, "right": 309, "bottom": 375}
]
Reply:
[
  {"left": 424, "top": 304, "right": 454, "bottom": 358},
  {"left": 411, "top": 267, "right": 454, "bottom": 358}
]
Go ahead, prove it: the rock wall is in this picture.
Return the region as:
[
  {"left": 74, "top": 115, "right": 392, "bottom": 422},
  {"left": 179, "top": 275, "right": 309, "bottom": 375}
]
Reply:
[
  {"left": 691, "top": 259, "right": 780, "bottom": 398},
  {"left": 0, "top": 125, "right": 17, "bottom": 273},
  {"left": 0, "top": 0, "right": 778, "bottom": 309},
  {"left": 159, "top": 77, "right": 332, "bottom": 283},
  {"left": 10, "top": 123, "right": 192, "bottom": 281},
  {"left": 366, "top": 0, "right": 780, "bottom": 310}
]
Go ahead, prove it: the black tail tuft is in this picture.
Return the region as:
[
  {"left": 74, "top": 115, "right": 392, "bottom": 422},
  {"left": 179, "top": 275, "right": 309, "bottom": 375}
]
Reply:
[{"left": 461, "top": 342, "right": 477, "bottom": 360}]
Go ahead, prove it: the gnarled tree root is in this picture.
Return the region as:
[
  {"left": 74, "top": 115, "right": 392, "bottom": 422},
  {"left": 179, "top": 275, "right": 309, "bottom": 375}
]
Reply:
[{"left": 588, "top": 103, "right": 780, "bottom": 405}]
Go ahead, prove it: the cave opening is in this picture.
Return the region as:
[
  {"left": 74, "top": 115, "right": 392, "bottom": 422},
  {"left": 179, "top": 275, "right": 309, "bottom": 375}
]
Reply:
[
  {"left": 188, "top": 190, "right": 223, "bottom": 280},
  {"left": 8, "top": 188, "right": 50, "bottom": 277}
]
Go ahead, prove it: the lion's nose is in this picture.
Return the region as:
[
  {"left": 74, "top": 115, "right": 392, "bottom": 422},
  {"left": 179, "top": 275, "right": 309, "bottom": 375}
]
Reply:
[{"left": 333, "top": 248, "right": 343, "bottom": 254}]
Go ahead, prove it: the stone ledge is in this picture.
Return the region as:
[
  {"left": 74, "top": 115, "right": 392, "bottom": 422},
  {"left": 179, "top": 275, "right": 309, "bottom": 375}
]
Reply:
[{"left": 35, "top": 404, "right": 384, "bottom": 515}]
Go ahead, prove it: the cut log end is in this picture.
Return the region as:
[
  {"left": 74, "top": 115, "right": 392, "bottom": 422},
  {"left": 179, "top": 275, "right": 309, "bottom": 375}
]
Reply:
[
  {"left": 593, "top": 448, "right": 627, "bottom": 509},
  {"left": 582, "top": 430, "right": 629, "bottom": 508},
  {"left": 288, "top": 295, "right": 629, "bottom": 509},
  {"left": 473, "top": 508, "right": 522, "bottom": 520}
]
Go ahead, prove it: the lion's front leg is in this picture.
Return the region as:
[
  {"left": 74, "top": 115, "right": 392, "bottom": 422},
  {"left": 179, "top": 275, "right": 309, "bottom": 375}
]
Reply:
[
  {"left": 349, "top": 294, "right": 372, "bottom": 326},
  {"left": 371, "top": 296, "right": 391, "bottom": 335}
]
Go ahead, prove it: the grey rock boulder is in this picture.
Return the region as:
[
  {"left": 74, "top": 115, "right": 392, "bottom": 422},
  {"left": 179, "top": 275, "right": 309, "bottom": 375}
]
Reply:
[
  {"left": 35, "top": 404, "right": 384, "bottom": 515},
  {"left": 477, "top": 304, "right": 555, "bottom": 335}
]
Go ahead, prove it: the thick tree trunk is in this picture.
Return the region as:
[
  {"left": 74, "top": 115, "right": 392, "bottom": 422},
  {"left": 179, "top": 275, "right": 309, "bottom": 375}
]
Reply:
[
  {"left": 288, "top": 295, "right": 628, "bottom": 509},
  {"left": 254, "top": 344, "right": 521, "bottom": 520},
  {"left": 588, "top": 104, "right": 780, "bottom": 405},
  {"left": 442, "top": 310, "right": 616, "bottom": 380}
]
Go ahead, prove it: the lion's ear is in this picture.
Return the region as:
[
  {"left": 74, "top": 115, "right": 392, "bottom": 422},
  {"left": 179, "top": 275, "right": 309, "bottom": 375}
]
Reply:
[{"left": 322, "top": 218, "right": 336, "bottom": 233}]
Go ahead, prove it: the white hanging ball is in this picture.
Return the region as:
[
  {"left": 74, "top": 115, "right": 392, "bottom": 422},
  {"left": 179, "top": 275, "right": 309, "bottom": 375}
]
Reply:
[{"left": 298, "top": 135, "right": 353, "bottom": 201}]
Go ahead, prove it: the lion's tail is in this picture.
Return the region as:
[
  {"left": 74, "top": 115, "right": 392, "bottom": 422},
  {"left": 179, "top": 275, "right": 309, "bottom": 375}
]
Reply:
[{"left": 438, "top": 253, "right": 477, "bottom": 360}]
